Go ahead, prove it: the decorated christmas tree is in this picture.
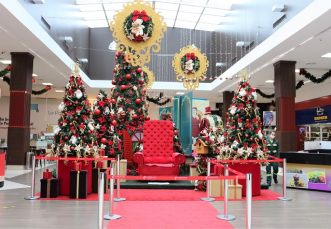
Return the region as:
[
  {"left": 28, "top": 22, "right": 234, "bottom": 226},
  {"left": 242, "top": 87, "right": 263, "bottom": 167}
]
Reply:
[
  {"left": 220, "top": 71, "right": 267, "bottom": 160},
  {"left": 52, "top": 65, "right": 97, "bottom": 158},
  {"left": 92, "top": 90, "right": 117, "bottom": 156},
  {"left": 110, "top": 46, "right": 150, "bottom": 155}
]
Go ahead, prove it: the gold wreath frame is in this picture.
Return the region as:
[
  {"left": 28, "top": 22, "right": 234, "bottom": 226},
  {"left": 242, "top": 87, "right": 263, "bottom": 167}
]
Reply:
[
  {"left": 172, "top": 45, "right": 209, "bottom": 90},
  {"left": 110, "top": 0, "right": 167, "bottom": 66},
  {"left": 142, "top": 66, "right": 155, "bottom": 90}
]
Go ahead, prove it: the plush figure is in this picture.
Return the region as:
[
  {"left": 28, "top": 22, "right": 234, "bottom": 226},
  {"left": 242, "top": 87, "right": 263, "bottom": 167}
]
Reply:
[
  {"left": 70, "top": 135, "right": 77, "bottom": 145},
  {"left": 239, "top": 88, "right": 247, "bottom": 97},
  {"left": 54, "top": 126, "right": 61, "bottom": 135},
  {"left": 58, "top": 102, "right": 65, "bottom": 111},
  {"left": 88, "top": 122, "right": 94, "bottom": 131},
  {"left": 75, "top": 89, "right": 83, "bottom": 99},
  {"left": 199, "top": 106, "right": 223, "bottom": 133}
]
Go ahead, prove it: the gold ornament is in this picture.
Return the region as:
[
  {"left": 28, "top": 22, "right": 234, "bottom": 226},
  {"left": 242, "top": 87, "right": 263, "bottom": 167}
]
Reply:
[
  {"left": 239, "top": 70, "right": 248, "bottom": 81},
  {"left": 172, "top": 45, "right": 209, "bottom": 90},
  {"left": 110, "top": 0, "right": 167, "bottom": 66},
  {"left": 71, "top": 61, "right": 81, "bottom": 76},
  {"left": 142, "top": 66, "right": 155, "bottom": 90}
]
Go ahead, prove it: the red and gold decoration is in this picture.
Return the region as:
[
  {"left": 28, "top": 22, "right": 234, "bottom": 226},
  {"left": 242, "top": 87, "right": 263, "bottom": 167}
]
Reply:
[
  {"left": 110, "top": 0, "right": 167, "bottom": 66},
  {"left": 172, "top": 45, "right": 209, "bottom": 90}
]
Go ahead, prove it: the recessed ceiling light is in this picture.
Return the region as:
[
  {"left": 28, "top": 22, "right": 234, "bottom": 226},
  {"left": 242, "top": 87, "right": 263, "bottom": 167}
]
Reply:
[
  {"left": 265, "top": 80, "right": 274, "bottom": 83},
  {"left": 55, "top": 90, "right": 64, "bottom": 92},
  {"left": 176, "top": 92, "right": 185, "bottom": 95},
  {"left": 42, "top": 83, "right": 53, "bottom": 85},
  {"left": 0, "top": 60, "right": 11, "bottom": 64},
  {"left": 295, "top": 69, "right": 300, "bottom": 73},
  {"left": 32, "top": 73, "right": 38, "bottom": 77},
  {"left": 321, "top": 53, "right": 331, "bottom": 58}
]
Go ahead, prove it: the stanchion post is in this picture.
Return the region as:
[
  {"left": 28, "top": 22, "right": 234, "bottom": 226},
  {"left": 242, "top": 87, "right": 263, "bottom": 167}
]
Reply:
[
  {"left": 97, "top": 172, "right": 105, "bottom": 229},
  {"left": 246, "top": 173, "right": 252, "bottom": 229},
  {"left": 104, "top": 162, "right": 121, "bottom": 220},
  {"left": 201, "top": 158, "right": 215, "bottom": 202},
  {"left": 217, "top": 163, "right": 235, "bottom": 221},
  {"left": 277, "top": 158, "right": 292, "bottom": 201},
  {"left": 114, "top": 154, "right": 126, "bottom": 202},
  {"left": 24, "top": 156, "right": 40, "bottom": 200}
]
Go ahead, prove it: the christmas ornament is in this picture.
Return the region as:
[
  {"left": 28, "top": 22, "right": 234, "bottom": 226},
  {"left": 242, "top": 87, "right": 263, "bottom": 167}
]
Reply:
[
  {"left": 121, "top": 85, "right": 126, "bottom": 91},
  {"left": 174, "top": 130, "right": 179, "bottom": 135},
  {"left": 137, "top": 67, "right": 142, "bottom": 73},
  {"left": 94, "top": 109, "right": 101, "bottom": 116},
  {"left": 112, "top": 120, "right": 117, "bottom": 126},
  {"left": 145, "top": 116, "right": 150, "bottom": 121},
  {"left": 132, "top": 114, "right": 138, "bottom": 120},
  {"left": 125, "top": 74, "right": 131, "bottom": 80},
  {"left": 113, "top": 68, "right": 117, "bottom": 73},
  {"left": 100, "top": 138, "right": 107, "bottom": 144},
  {"left": 135, "top": 98, "right": 141, "bottom": 104}
]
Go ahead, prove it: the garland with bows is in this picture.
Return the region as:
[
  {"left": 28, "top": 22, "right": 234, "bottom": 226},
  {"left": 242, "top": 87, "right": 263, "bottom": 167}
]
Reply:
[
  {"left": 256, "top": 80, "right": 305, "bottom": 99},
  {"left": 299, "top": 68, "right": 331, "bottom": 83},
  {"left": 2, "top": 75, "right": 51, "bottom": 95},
  {"left": 146, "top": 92, "right": 171, "bottom": 106},
  {"left": 0, "top": 65, "right": 11, "bottom": 77}
]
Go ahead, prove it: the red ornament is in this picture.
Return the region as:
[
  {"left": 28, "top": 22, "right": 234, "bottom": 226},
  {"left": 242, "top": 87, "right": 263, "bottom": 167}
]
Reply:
[
  {"left": 174, "top": 130, "right": 179, "bottom": 135},
  {"left": 112, "top": 120, "right": 117, "bottom": 126},
  {"left": 132, "top": 114, "right": 138, "bottom": 120},
  {"left": 69, "top": 103, "right": 72, "bottom": 106},
  {"left": 250, "top": 138, "right": 253, "bottom": 141},
  {"left": 241, "top": 128, "right": 244, "bottom": 131},
  {"left": 246, "top": 119, "right": 250, "bottom": 122},
  {"left": 252, "top": 100, "right": 255, "bottom": 103},
  {"left": 229, "top": 137, "right": 232, "bottom": 140},
  {"left": 100, "top": 138, "right": 107, "bottom": 144},
  {"left": 145, "top": 116, "right": 150, "bottom": 121},
  {"left": 237, "top": 129, "right": 240, "bottom": 132},
  {"left": 205, "top": 137, "right": 209, "bottom": 141},
  {"left": 111, "top": 99, "right": 116, "bottom": 104},
  {"left": 115, "top": 53, "right": 119, "bottom": 57},
  {"left": 245, "top": 134, "right": 249, "bottom": 138},
  {"left": 69, "top": 122, "right": 73, "bottom": 126},
  {"left": 112, "top": 80, "right": 116, "bottom": 85},
  {"left": 59, "top": 131, "right": 63, "bottom": 135},
  {"left": 65, "top": 136, "right": 68, "bottom": 140},
  {"left": 125, "top": 74, "right": 131, "bottom": 80},
  {"left": 83, "top": 136, "right": 86, "bottom": 139},
  {"left": 135, "top": 98, "right": 141, "bottom": 104},
  {"left": 87, "top": 109, "right": 90, "bottom": 113},
  {"left": 75, "top": 117, "right": 78, "bottom": 120},
  {"left": 236, "top": 114, "right": 239, "bottom": 117},
  {"left": 70, "top": 146, "right": 75, "bottom": 151},
  {"left": 234, "top": 151, "right": 237, "bottom": 155},
  {"left": 113, "top": 68, "right": 117, "bottom": 73},
  {"left": 137, "top": 68, "right": 142, "bottom": 73},
  {"left": 84, "top": 143, "right": 87, "bottom": 145},
  {"left": 94, "top": 109, "right": 101, "bottom": 116},
  {"left": 75, "top": 101, "right": 78, "bottom": 105},
  {"left": 140, "top": 79, "right": 145, "bottom": 84},
  {"left": 121, "top": 85, "right": 126, "bottom": 91},
  {"left": 72, "top": 85, "right": 75, "bottom": 88},
  {"left": 88, "top": 130, "right": 91, "bottom": 134}
]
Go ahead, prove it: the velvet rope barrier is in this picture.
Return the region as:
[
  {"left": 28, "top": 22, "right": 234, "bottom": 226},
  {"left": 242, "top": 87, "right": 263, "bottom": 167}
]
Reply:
[
  {"left": 210, "top": 158, "right": 283, "bottom": 164},
  {"left": 35, "top": 155, "right": 116, "bottom": 161},
  {"left": 107, "top": 174, "right": 246, "bottom": 181}
]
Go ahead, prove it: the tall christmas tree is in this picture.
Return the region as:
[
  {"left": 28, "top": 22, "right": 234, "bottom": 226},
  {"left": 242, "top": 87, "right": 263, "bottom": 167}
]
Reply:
[
  {"left": 110, "top": 46, "right": 150, "bottom": 155},
  {"left": 220, "top": 71, "right": 267, "bottom": 160},
  {"left": 52, "top": 65, "right": 97, "bottom": 158},
  {"left": 92, "top": 90, "right": 117, "bottom": 156}
]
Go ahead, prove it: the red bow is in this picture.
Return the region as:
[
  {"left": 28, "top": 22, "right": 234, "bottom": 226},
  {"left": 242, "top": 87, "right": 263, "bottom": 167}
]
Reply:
[{"left": 131, "top": 10, "right": 149, "bottom": 22}]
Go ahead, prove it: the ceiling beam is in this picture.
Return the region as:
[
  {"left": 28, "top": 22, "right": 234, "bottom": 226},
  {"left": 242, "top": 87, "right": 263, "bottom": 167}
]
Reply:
[
  {"left": 173, "top": 3, "right": 181, "bottom": 28},
  {"left": 194, "top": 0, "right": 208, "bottom": 30}
]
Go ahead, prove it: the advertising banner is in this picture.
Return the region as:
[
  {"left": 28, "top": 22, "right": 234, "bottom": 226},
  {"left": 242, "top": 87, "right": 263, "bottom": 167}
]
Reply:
[{"left": 296, "top": 105, "right": 331, "bottom": 125}]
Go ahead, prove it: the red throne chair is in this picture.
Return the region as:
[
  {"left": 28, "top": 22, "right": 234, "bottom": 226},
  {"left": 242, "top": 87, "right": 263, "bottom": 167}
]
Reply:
[{"left": 133, "top": 120, "right": 185, "bottom": 176}]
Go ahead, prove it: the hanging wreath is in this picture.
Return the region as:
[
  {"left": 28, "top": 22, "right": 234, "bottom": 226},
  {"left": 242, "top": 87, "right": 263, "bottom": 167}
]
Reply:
[
  {"left": 123, "top": 10, "right": 154, "bottom": 42},
  {"left": 180, "top": 53, "right": 200, "bottom": 74}
]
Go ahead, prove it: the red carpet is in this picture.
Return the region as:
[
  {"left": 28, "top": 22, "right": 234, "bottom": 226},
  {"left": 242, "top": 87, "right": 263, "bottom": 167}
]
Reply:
[
  {"left": 36, "top": 189, "right": 281, "bottom": 201},
  {"left": 106, "top": 201, "right": 235, "bottom": 229}
]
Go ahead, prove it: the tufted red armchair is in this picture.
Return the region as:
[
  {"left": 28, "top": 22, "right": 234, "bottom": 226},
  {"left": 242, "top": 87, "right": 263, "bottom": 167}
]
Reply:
[{"left": 133, "top": 120, "right": 185, "bottom": 176}]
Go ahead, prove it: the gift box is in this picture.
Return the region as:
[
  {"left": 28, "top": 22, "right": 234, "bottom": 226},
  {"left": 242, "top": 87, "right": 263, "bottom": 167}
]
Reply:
[
  {"left": 40, "top": 178, "right": 60, "bottom": 198},
  {"left": 73, "top": 162, "right": 82, "bottom": 171},
  {"left": 95, "top": 156, "right": 108, "bottom": 169},
  {"left": 43, "top": 169, "right": 52, "bottom": 179},
  {"left": 92, "top": 168, "right": 109, "bottom": 194},
  {"left": 70, "top": 170, "right": 88, "bottom": 199},
  {"left": 98, "top": 149, "right": 105, "bottom": 156}
]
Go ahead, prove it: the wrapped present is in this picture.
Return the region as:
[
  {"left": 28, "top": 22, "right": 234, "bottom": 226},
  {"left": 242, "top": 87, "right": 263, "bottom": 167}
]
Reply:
[
  {"left": 43, "top": 169, "right": 52, "bottom": 179},
  {"left": 73, "top": 162, "right": 82, "bottom": 171},
  {"left": 98, "top": 149, "right": 105, "bottom": 156},
  {"left": 40, "top": 178, "right": 60, "bottom": 198},
  {"left": 95, "top": 156, "right": 108, "bottom": 169},
  {"left": 70, "top": 170, "right": 88, "bottom": 199},
  {"left": 92, "top": 168, "right": 109, "bottom": 194}
]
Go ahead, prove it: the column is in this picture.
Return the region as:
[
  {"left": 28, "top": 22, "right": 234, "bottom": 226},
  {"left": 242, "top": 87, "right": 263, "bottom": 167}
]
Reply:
[
  {"left": 222, "top": 91, "right": 234, "bottom": 128},
  {"left": 273, "top": 60, "right": 296, "bottom": 151},
  {"left": 6, "top": 52, "right": 34, "bottom": 166}
]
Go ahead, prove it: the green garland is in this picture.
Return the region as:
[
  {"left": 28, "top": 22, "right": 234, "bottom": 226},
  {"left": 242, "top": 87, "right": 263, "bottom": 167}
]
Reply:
[
  {"left": 146, "top": 92, "right": 171, "bottom": 106},
  {"left": 123, "top": 11, "right": 154, "bottom": 42},
  {"left": 256, "top": 80, "right": 304, "bottom": 99},
  {"left": 0, "top": 65, "right": 11, "bottom": 77},
  {"left": 180, "top": 53, "right": 200, "bottom": 74},
  {"left": 299, "top": 68, "right": 331, "bottom": 83},
  {"left": 2, "top": 75, "right": 51, "bottom": 95}
]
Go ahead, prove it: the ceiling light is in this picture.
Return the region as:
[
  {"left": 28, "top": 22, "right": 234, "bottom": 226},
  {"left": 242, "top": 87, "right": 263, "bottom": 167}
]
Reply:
[
  {"left": 176, "top": 92, "right": 184, "bottom": 95},
  {"left": 295, "top": 69, "right": 300, "bottom": 73},
  {"left": 42, "top": 83, "right": 53, "bottom": 86},
  {"left": 216, "top": 62, "right": 226, "bottom": 67},
  {"left": 109, "top": 41, "right": 117, "bottom": 50},
  {"left": 64, "top": 37, "right": 73, "bottom": 42},
  {"left": 0, "top": 60, "right": 11, "bottom": 64},
  {"left": 265, "top": 80, "right": 274, "bottom": 83},
  {"left": 272, "top": 4, "right": 285, "bottom": 12},
  {"left": 32, "top": 73, "right": 38, "bottom": 77},
  {"left": 55, "top": 90, "right": 64, "bottom": 92},
  {"left": 33, "top": 0, "right": 44, "bottom": 4},
  {"left": 321, "top": 53, "right": 331, "bottom": 58},
  {"left": 236, "top": 41, "right": 249, "bottom": 47},
  {"left": 79, "top": 58, "right": 88, "bottom": 63}
]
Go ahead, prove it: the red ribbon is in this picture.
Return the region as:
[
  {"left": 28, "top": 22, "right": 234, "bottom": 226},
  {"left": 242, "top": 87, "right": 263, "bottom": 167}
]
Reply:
[{"left": 131, "top": 10, "right": 149, "bottom": 22}]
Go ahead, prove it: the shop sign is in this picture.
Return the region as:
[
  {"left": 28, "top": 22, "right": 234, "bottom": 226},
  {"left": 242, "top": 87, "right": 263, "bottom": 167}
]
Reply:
[{"left": 296, "top": 105, "right": 331, "bottom": 125}]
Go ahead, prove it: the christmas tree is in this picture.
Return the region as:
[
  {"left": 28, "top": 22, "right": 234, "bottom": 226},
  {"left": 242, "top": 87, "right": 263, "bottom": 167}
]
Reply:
[
  {"left": 92, "top": 90, "right": 117, "bottom": 156},
  {"left": 220, "top": 71, "right": 267, "bottom": 160},
  {"left": 110, "top": 46, "right": 150, "bottom": 155},
  {"left": 52, "top": 65, "right": 97, "bottom": 158}
]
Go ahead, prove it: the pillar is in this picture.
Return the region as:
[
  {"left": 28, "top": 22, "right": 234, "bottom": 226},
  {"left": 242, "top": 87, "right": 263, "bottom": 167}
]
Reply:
[
  {"left": 222, "top": 91, "right": 234, "bottom": 128},
  {"left": 273, "top": 60, "right": 296, "bottom": 151},
  {"left": 6, "top": 52, "right": 34, "bottom": 165}
]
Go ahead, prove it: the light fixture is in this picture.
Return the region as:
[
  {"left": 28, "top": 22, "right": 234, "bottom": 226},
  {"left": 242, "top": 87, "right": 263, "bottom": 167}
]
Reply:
[
  {"left": 216, "top": 62, "right": 226, "bottom": 67},
  {"left": 33, "top": 0, "right": 44, "bottom": 4},
  {"left": 0, "top": 60, "right": 11, "bottom": 64},
  {"left": 42, "top": 83, "right": 53, "bottom": 86},
  {"left": 55, "top": 90, "right": 64, "bottom": 92},
  {"left": 236, "top": 41, "right": 249, "bottom": 47},
  {"left": 265, "top": 80, "right": 274, "bottom": 83},
  {"left": 295, "top": 69, "right": 300, "bottom": 73},
  {"left": 321, "top": 53, "right": 331, "bottom": 58},
  {"left": 176, "top": 92, "right": 184, "bottom": 95},
  {"left": 272, "top": 4, "right": 284, "bottom": 12},
  {"left": 64, "top": 37, "right": 73, "bottom": 43},
  {"left": 109, "top": 41, "right": 117, "bottom": 51},
  {"left": 79, "top": 58, "right": 88, "bottom": 63},
  {"left": 32, "top": 73, "right": 38, "bottom": 77}
]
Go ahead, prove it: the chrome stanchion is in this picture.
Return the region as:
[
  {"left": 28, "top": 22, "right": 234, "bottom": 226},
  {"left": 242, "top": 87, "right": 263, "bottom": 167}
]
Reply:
[
  {"left": 98, "top": 172, "right": 105, "bottom": 229},
  {"left": 201, "top": 158, "right": 215, "bottom": 202},
  {"left": 114, "top": 154, "right": 126, "bottom": 202},
  {"left": 217, "top": 163, "right": 235, "bottom": 220},
  {"left": 277, "top": 158, "right": 292, "bottom": 201},
  {"left": 246, "top": 173, "right": 252, "bottom": 229},
  {"left": 24, "top": 156, "right": 40, "bottom": 200},
  {"left": 104, "top": 162, "right": 121, "bottom": 220}
]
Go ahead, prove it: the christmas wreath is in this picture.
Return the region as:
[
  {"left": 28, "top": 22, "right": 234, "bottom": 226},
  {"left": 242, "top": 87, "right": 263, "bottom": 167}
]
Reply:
[
  {"left": 180, "top": 53, "right": 200, "bottom": 74},
  {"left": 123, "top": 10, "right": 154, "bottom": 42}
]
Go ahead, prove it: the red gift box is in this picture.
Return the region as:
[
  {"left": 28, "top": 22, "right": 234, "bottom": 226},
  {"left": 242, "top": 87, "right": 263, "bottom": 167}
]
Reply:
[
  {"left": 98, "top": 149, "right": 105, "bottom": 156},
  {"left": 43, "top": 169, "right": 52, "bottom": 179},
  {"left": 96, "top": 161, "right": 104, "bottom": 169},
  {"left": 73, "top": 162, "right": 82, "bottom": 171}
]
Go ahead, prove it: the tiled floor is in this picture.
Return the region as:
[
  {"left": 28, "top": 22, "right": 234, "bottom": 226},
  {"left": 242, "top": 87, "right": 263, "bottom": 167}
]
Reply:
[{"left": 0, "top": 166, "right": 331, "bottom": 229}]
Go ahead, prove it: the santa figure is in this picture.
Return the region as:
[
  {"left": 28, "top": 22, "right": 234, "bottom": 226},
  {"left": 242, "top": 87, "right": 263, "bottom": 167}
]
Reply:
[
  {"left": 192, "top": 107, "right": 201, "bottom": 137},
  {"left": 199, "top": 106, "right": 223, "bottom": 133}
]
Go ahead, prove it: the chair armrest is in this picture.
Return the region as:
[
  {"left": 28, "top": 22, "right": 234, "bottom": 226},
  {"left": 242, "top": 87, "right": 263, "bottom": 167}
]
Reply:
[
  {"left": 172, "top": 153, "right": 185, "bottom": 165},
  {"left": 133, "top": 152, "right": 144, "bottom": 165}
]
